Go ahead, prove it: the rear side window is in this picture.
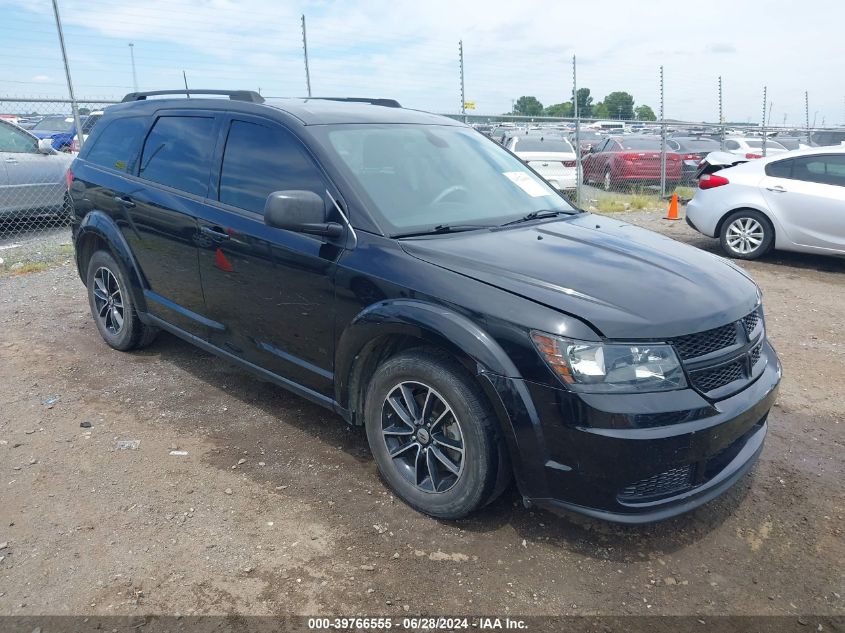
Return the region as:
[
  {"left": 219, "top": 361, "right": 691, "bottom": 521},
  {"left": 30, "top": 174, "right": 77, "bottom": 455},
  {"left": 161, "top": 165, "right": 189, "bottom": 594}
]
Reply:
[
  {"left": 765, "top": 159, "right": 793, "bottom": 179},
  {"left": 84, "top": 117, "right": 147, "bottom": 172},
  {"left": 139, "top": 116, "right": 215, "bottom": 196},
  {"left": 792, "top": 155, "right": 845, "bottom": 187},
  {"left": 218, "top": 120, "right": 327, "bottom": 214}
]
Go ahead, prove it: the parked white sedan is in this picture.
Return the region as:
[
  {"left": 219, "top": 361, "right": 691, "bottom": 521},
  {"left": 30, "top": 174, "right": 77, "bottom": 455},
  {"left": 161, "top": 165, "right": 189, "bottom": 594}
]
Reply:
[
  {"left": 724, "top": 137, "right": 788, "bottom": 159},
  {"left": 505, "top": 135, "right": 577, "bottom": 192},
  {"left": 686, "top": 146, "right": 845, "bottom": 259}
]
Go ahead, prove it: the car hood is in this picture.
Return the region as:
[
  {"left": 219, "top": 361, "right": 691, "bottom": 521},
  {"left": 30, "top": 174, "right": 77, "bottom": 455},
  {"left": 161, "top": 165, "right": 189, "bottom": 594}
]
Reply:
[{"left": 400, "top": 213, "right": 759, "bottom": 339}]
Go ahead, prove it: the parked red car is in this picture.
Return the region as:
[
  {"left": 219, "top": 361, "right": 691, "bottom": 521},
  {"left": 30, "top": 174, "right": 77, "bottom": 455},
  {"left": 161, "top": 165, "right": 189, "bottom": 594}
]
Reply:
[{"left": 582, "top": 136, "right": 682, "bottom": 191}]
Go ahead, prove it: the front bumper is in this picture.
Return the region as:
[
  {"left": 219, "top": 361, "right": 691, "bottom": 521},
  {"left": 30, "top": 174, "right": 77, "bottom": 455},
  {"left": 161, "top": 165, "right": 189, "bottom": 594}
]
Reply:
[{"left": 483, "top": 342, "right": 781, "bottom": 523}]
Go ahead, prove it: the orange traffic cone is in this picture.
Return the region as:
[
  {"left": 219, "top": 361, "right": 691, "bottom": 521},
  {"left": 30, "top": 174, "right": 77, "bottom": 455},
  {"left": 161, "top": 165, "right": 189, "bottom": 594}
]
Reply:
[{"left": 665, "top": 192, "right": 680, "bottom": 220}]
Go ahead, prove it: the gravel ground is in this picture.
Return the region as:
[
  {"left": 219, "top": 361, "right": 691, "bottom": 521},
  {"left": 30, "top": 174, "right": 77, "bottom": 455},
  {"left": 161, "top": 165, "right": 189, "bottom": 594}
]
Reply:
[{"left": 0, "top": 210, "right": 843, "bottom": 619}]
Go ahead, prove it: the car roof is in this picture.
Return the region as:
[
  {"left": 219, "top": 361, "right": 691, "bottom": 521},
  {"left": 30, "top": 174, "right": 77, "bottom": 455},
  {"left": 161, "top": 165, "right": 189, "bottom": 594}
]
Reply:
[
  {"left": 758, "top": 144, "right": 845, "bottom": 162},
  {"left": 104, "top": 96, "right": 460, "bottom": 127}
]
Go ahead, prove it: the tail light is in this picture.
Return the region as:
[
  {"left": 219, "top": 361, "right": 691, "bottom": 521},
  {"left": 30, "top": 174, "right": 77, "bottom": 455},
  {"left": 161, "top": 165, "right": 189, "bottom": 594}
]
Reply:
[
  {"left": 683, "top": 153, "right": 701, "bottom": 161},
  {"left": 745, "top": 153, "right": 762, "bottom": 159},
  {"left": 621, "top": 152, "right": 641, "bottom": 161},
  {"left": 563, "top": 160, "right": 576, "bottom": 167},
  {"left": 699, "top": 173, "right": 729, "bottom": 189},
  {"left": 65, "top": 168, "right": 73, "bottom": 190}
]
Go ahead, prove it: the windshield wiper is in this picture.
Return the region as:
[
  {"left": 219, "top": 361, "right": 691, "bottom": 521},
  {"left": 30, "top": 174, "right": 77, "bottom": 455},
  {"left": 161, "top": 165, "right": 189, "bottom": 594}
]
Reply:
[
  {"left": 499, "top": 209, "right": 579, "bottom": 227},
  {"left": 392, "top": 224, "right": 492, "bottom": 238}
]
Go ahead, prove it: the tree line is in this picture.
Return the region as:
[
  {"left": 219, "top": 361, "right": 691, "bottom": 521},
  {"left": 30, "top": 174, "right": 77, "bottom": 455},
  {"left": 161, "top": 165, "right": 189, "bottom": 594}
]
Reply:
[{"left": 513, "top": 89, "right": 656, "bottom": 121}]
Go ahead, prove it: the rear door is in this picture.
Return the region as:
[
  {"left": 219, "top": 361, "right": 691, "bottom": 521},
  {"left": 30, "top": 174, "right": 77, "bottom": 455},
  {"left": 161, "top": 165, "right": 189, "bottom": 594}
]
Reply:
[
  {"left": 117, "top": 112, "right": 220, "bottom": 336},
  {"left": 760, "top": 154, "right": 845, "bottom": 252},
  {"left": 195, "top": 115, "right": 343, "bottom": 397}
]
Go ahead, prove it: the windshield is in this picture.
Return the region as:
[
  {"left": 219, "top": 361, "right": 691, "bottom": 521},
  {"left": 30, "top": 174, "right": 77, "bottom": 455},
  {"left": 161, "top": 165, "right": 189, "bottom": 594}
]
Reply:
[
  {"left": 323, "top": 124, "right": 576, "bottom": 235},
  {"left": 747, "top": 139, "right": 786, "bottom": 150},
  {"left": 676, "top": 139, "right": 721, "bottom": 151},
  {"left": 618, "top": 138, "right": 662, "bottom": 150},
  {"left": 513, "top": 137, "right": 574, "bottom": 153},
  {"left": 32, "top": 116, "right": 76, "bottom": 132}
]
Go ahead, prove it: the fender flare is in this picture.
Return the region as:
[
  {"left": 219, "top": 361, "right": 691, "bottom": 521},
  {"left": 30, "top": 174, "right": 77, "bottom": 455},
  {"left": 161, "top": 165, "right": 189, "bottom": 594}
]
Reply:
[
  {"left": 335, "top": 300, "right": 520, "bottom": 405},
  {"left": 75, "top": 211, "right": 149, "bottom": 313}
]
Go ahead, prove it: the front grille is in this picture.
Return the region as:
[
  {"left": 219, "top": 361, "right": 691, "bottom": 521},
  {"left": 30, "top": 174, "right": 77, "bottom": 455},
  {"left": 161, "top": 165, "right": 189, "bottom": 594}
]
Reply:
[
  {"left": 619, "top": 465, "right": 693, "bottom": 501},
  {"left": 671, "top": 322, "right": 738, "bottom": 360},
  {"left": 690, "top": 359, "right": 745, "bottom": 392},
  {"left": 742, "top": 310, "right": 760, "bottom": 336},
  {"left": 750, "top": 342, "right": 762, "bottom": 366}
]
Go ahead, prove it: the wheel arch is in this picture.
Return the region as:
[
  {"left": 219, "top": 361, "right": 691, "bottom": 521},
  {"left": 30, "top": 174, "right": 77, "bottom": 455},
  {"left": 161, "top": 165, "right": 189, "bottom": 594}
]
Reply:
[
  {"left": 75, "top": 211, "right": 148, "bottom": 313},
  {"left": 336, "top": 300, "right": 520, "bottom": 427},
  {"left": 716, "top": 205, "right": 778, "bottom": 244}
]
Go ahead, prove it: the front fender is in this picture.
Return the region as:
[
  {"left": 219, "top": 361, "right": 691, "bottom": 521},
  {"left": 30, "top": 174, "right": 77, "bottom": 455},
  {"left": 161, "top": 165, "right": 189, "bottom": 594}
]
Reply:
[
  {"left": 75, "top": 211, "right": 148, "bottom": 313},
  {"left": 335, "top": 299, "right": 521, "bottom": 406}
]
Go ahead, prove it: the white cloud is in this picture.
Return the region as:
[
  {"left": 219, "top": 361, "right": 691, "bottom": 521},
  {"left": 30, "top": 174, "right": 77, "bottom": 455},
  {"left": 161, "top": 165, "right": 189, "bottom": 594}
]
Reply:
[{"left": 3, "top": 0, "right": 844, "bottom": 124}]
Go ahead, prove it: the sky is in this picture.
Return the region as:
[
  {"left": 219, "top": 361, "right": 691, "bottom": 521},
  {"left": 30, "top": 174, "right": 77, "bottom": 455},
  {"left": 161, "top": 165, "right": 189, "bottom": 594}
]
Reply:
[{"left": 1, "top": 0, "right": 843, "bottom": 126}]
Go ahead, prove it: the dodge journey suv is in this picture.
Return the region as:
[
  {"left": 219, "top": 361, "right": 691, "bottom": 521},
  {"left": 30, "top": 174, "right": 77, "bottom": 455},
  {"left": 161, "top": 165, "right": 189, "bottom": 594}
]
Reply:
[{"left": 69, "top": 90, "right": 781, "bottom": 523}]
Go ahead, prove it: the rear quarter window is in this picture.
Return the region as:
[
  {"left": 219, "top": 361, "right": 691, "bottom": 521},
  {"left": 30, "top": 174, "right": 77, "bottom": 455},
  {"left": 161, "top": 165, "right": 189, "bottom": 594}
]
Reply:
[
  {"left": 765, "top": 159, "right": 793, "bottom": 179},
  {"left": 83, "top": 116, "right": 148, "bottom": 172}
]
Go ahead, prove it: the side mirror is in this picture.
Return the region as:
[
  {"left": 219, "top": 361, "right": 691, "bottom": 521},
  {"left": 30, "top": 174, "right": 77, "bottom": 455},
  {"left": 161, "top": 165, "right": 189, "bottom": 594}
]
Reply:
[
  {"left": 37, "top": 138, "right": 56, "bottom": 154},
  {"left": 264, "top": 190, "right": 344, "bottom": 239}
]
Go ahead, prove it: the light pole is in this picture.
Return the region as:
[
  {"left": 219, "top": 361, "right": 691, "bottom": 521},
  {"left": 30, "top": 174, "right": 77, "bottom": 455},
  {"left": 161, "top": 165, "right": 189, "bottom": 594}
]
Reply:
[{"left": 128, "top": 42, "right": 138, "bottom": 92}]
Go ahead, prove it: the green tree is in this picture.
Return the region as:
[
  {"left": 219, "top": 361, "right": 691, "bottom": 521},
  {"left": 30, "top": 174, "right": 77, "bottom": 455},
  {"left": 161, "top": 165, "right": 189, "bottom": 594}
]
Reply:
[
  {"left": 544, "top": 102, "right": 573, "bottom": 117},
  {"left": 575, "top": 88, "right": 593, "bottom": 117},
  {"left": 602, "top": 91, "right": 635, "bottom": 119},
  {"left": 592, "top": 102, "right": 610, "bottom": 119},
  {"left": 635, "top": 104, "right": 657, "bottom": 121},
  {"left": 78, "top": 107, "right": 91, "bottom": 115},
  {"left": 514, "top": 96, "right": 544, "bottom": 116}
]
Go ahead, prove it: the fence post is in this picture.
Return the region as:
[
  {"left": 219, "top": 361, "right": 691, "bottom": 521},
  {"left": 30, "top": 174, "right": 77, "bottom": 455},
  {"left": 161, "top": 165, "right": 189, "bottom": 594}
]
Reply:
[
  {"left": 659, "top": 65, "right": 667, "bottom": 198},
  {"left": 50, "top": 0, "right": 84, "bottom": 150},
  {"left": 718, "top": 75, "right": 726, "bottom": 150},
  {"left": 805, "top": 91, "right": 811, "bottom": 144},
  {"left": 459, "top": 40, "right": 466, "bottom": 124},
  {"left": 573, "top": 54, "right": 581, "bottom": 207},
  {"left": 761, "top": 86, "right": 768, "bottom": 158}
]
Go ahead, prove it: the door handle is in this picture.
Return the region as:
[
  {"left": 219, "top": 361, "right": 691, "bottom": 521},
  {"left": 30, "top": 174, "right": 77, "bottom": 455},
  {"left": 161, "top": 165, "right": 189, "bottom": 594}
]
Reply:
[
  {"left": 114, "top": 195, "right": 136, "bottom": 208},
  {"left": 200, "top": 225, "right": 230, "bottom": 241},
  {"left": 766, "top": 186, "right": 786, "bottom": 193}
]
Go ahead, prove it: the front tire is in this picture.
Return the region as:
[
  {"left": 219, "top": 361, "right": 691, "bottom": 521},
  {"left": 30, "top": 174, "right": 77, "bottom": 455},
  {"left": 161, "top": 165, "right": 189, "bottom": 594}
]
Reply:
[
  {"left": 364, "top": 349, "right": 506, "bottom": 519},
  {"left": 719, "top": 209, "right": 774, "bottom": 260},
  {"left": 86, "top": 250, "right": 158, "bottom": 351}
]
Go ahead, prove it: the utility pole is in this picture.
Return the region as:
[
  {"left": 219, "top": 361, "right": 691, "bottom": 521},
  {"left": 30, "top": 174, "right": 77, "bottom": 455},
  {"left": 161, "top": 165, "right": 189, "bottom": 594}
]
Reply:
[
  {"left": 573, "top": 54, "right": 581, "bottom": 207},
  {"left": 50, "top": 0, "right": 84, "bottom": 150},
  {"left": 301, "top": 14, "right": 312, "bottom": 97},
  {"left": 659, "top": 65, "right": 666, "bottom": 197},
  {"left": 128, "top": 42, "right": 138, "bottom": 92},
  {"left": 459, "top": 40, "right": 466, "bottom": 123}
]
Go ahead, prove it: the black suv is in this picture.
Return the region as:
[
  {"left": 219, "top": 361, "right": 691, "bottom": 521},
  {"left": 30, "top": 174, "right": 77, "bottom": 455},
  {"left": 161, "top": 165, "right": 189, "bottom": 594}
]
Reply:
[{"left": 69, "top": 90, "right": 781, "bottom": 523}]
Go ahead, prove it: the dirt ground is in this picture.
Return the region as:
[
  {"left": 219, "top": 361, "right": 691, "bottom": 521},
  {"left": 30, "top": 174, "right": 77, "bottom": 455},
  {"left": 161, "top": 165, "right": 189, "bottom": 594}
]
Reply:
[{"left": 0, "top": 210, "right": 843, "bottom": 619}]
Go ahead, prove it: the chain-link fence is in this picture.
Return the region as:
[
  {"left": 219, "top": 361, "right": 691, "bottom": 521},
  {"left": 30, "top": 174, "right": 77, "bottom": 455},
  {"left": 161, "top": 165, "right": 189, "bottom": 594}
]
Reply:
[
  {"left": 466, "top": 115, "right": 845, "bottom": 211},
  {"left": 3, "top": 94, "right": 845, "bottom": 250},
  {"left": 0, "top": 97, "right": 118, "bottom": 247}
]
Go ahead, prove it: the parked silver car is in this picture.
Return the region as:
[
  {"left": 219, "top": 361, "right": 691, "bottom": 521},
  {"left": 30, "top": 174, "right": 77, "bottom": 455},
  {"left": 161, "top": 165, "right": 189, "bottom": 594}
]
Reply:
[
  {"left": 0, "top": 119, "right": 73, "bottom": 218},
  {"left": 686, "top": 146, "right": 845, "bottom": 259}
]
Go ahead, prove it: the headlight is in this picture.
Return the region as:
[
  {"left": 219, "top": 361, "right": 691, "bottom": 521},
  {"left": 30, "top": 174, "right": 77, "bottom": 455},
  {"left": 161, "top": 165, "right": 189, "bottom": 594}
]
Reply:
[{"left": 531, "top": 332, "right": 687, "bottom": 393}]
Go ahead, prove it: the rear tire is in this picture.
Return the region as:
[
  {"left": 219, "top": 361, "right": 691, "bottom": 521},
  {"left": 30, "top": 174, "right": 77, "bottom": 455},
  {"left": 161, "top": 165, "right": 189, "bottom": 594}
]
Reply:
[
  {"left": 364, "top": 349, "right": 507, "bottom": 519},
  {"left": 86, "top": 250, "right": 158, "bottom": 351},
  {"left": 719, "top": 209, "right": 774, "bottom": 260}
]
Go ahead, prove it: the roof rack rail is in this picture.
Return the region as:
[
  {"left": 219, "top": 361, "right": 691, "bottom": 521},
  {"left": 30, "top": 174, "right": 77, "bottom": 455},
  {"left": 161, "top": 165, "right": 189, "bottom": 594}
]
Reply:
[
  {"left": 306, "top": 97, "right": 402, "bottom": 108},
  {"left": 121, "top": 90, "right": 265, "bottom": 104}
]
